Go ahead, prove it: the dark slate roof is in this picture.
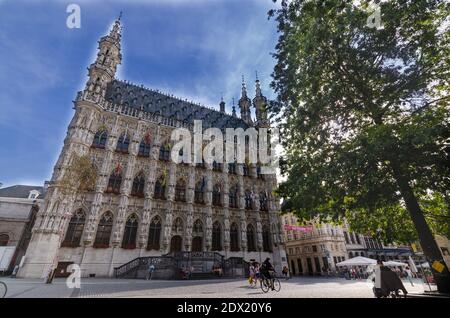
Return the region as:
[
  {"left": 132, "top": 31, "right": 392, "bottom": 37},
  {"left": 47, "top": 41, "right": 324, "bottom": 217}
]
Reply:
[
  {"left": 0, "top": 185, "right": 45, "bottom": 199},
  {"left": 105, "top": 80, "right": 249, "bottom": 130}
]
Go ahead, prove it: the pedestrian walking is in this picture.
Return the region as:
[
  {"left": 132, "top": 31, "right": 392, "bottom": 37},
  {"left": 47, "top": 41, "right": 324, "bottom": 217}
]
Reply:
[
  {"left": 282, "top": 266, "right": 289, "bottom": 280},
  {"left": 405, "top": 266, "right": 414, "bottom": 286}
]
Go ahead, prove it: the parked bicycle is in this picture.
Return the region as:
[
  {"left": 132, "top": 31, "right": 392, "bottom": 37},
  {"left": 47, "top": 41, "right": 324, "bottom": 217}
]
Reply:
[{"left": 0, "top": 280, "right": 7, "bottom": 298}]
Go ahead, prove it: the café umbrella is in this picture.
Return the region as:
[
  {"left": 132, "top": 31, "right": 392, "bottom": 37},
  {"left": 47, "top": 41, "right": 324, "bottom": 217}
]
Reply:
[{"left": 336, "top": 256, "right": 377, "bottom": 267}]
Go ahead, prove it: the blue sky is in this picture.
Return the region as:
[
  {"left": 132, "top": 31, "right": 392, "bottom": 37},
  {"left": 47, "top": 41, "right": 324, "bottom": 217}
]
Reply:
[{"left": 0, "top": 0, "right": 279, "bottom": 187}]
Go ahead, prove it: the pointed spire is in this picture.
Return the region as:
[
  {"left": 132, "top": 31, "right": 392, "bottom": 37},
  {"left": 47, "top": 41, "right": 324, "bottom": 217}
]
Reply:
[
  {"left": 219, "top": 93, "right": 225, "bottom": 113},
  {"left": 109, "top": 12, "right": 122, "bottom": 41},
  {"left": 241, "top": 75, "right": 248, "bottom": 98},
  {"left": 255, "top": 71, "right": 262, "bottom": 97},
  {"left": 232, "top": 98, "right": 237, "bottom": 117}
]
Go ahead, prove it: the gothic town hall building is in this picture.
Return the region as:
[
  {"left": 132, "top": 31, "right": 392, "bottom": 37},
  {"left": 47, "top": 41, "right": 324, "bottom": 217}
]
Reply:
[{"left": 18, "top": 18, "right": 287, "bottom": 279}]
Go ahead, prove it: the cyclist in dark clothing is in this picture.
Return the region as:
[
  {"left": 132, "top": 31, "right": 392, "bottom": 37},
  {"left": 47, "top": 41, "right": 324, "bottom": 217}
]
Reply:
[{"left": 261, "top": 258, "right": 275, "bottom": 290}]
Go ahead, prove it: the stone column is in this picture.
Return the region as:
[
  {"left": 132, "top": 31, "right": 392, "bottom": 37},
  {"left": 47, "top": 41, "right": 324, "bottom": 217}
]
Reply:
[
  {"left": 185, "top": 165, "right": 195, "bottom": 251},
  {"left": 204, "top": 166, "right": 213, "bottom": 251},
  {"left": 162, "top": 162, "right": 177, "bottom": 253},
  {"left": 222, "top": 170, "right": 230, "bottom": 253}
]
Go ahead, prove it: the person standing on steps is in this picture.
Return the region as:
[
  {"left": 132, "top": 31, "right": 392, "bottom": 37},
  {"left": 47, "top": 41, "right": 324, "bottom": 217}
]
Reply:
[{"left": 147, "top": 263, "right": 155, "bottom": 280}]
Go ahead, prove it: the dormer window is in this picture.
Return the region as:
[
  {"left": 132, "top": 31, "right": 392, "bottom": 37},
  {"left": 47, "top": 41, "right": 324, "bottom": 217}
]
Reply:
[{"left": 28, "top": 190, "right": 40, "bottom": 199}]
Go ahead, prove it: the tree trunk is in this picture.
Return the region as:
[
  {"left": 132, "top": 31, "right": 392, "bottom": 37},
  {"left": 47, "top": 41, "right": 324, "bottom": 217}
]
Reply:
[{"left": 390, "top": 160, "right": 450, "bottom": 294}]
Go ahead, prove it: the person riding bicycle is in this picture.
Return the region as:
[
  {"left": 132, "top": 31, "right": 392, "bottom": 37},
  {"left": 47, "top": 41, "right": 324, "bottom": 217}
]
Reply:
[{"left": 261, "top": 258, "right": 276, "bottom": 290}]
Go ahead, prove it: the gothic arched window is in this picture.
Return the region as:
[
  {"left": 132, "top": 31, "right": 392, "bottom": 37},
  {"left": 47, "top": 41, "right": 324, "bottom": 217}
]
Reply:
[
  {"left": 262, "top": 225, "right": 272, "bottom": 252},
  {"left": 257, "top": 166, "right": 264, "bottom": 180},
  {"left": 62, "top": 209, "right": 85, "bottom": 247},
  {"left": 116, "top": 134, "right": 130, "bottom": 153},
  {"left": 212, "top": 161, "right": 222, "bottom": 172},
  {"left": 131, "top": 173, "right": 145, "bottom": 197},
  {"left": 247, "top": 224, "right": 256, "bottom": 252},
  {"left": 138, "top": 139, "right": 151, "bottom": 157},
  {"left": 94, "top": 212, "right": 113, "bottom": 248},
  {"left": 0, "top": 234, "right": 9, "bottom": 246},
  {"left": 243, "top": 164, "right": 250, "bottom": 177},
  {"left": 159, "top": 144, "right": 171, "bottom": 161},
  {"left": 228, "top": 162, "right": 237, "bottom": 175},
  {"left": 230, "top": 223, "right": 240, "bottom": 252},
  {"left": 245, "top": 191, "right": 253, "bottom": 210},
  {"left": 259, "top": 192, "right": 268, "bottom": 211},
  {"left": 175, "top": 179, "right": 186, "bottom": 202},
  {"left": 212, "top": 221, "right": 222, "bottom": 251},
  {"left": 229, "top": 186, "right": 238, "bottom": 209},
  {"left": 106, "top": 170, "right": 122, "bottom": 194},
  {"left": 212, "top": 184, "right": 222, "bottom": 207},
  {"left": 194, "top": 180, "right": 205, "bottom": 204},
  {"left": 92, "top": 130, "right": 108, "bottom": 149},
  {"left": 147, "top": 216, "right": 161, "bottom": 250},
  {"left": 122, "top": 214, "right": 138, "bottom": 249},
  {"left": 154, "top": 176, "right": 166, "bottom": 200}
]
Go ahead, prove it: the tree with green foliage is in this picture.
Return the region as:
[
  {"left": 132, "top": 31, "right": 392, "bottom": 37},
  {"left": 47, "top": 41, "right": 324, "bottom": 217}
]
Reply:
[{"left": 269, "top": 0, "right": 450, "bottom": 292}]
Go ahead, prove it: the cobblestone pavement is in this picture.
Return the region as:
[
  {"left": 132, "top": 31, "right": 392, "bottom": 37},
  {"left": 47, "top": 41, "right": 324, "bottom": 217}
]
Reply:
[{"left": 1, "top": 276, "right": 425, "bottom": 298}]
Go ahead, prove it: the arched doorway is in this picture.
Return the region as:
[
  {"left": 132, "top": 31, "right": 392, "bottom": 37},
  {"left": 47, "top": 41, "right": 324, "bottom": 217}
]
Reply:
[
  {"left": 192, "top": 237, "right": 202, "bottom": 252},
  {"left": 170, "top": 235, "right": 182, "bottom": 252}
]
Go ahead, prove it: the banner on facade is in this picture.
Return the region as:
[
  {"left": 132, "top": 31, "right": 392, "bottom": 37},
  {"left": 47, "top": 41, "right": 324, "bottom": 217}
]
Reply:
[{"left": 284, "top": 225, "right": 314, "bottom": 232}]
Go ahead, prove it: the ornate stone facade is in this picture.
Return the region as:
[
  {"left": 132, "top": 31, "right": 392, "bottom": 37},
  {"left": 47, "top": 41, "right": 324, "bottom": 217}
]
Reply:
[{"left": 17, "top": 18, "right": 287, "bottom": 278}]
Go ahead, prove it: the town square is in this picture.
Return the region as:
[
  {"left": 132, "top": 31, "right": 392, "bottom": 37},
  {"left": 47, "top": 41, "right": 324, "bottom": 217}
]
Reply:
[{"left": 0, "top": 0, "right": 449, "bottom": 305}]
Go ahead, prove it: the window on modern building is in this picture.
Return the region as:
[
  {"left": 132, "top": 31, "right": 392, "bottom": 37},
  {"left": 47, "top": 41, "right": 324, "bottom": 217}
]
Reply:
[
  {"left": 131, "top": 173, "right": 145, "bottom": 197},
  {"left": 262, "top": 225, "right": 272, "bottom": 252},
  {"left": 229, "top": 186, "right": 238, "bottom": 208},
  {"left": 245, "top": 191, "right": 253, "bottom": 210},
  {"left": 175, "top": 179, "right": 186, "bottom": 202},
  {"left": 247, "top": 224, "right": 256, "bottom": 252},
  {"left": 154, "top": 177, "right": 166, "bottom": 200},
  {"left": 116, "top": 134, "right": 130, "bottom": 153},
  {"left": 0, "top": 234, "right": 9, "bottom": 246},
  {"left": 94, "top": 212, "right": 113, "bottom": 248},
  {"left": 122, "top": 214, "right": 138, "bottom": 249},
  {"left": 212, "top": 184, "right": 222, "bottom": 206},
  {"left": 92, "top": 130, "right": 108, "bottom": 149},
  {"left": 106, "top": 171, "right": 122, "bottom": 194},
  {"left": 61, "top": 209, "right": 85, "bottom": 247},
  {"left": 212, "top": 221, "right": 222, "bottom": 251},
  {"left": 159, "top": 144, "right": 171, "bottom": 161},
  {"left": 147, "top": 216, "right": 161, "bottom": 250},
  {"left": 194, "top": 180, "right": 205, "bottom": 204},
  {"left": 230, "top": 223, "right": 240, "bottom": 252}
]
